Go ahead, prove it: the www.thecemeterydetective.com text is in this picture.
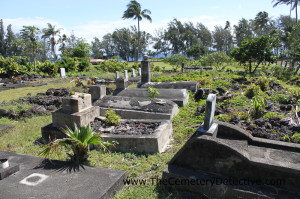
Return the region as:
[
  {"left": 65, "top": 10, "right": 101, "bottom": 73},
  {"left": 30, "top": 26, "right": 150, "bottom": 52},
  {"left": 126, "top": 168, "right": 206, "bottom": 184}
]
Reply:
[{"left": 123, "top": 177, "right": 285, "bottom": 186}]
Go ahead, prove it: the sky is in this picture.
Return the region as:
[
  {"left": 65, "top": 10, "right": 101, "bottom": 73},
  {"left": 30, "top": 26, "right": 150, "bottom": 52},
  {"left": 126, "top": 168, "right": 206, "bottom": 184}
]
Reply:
[{"left": 1, "top": 0, "right": 295, "bottom": 43}]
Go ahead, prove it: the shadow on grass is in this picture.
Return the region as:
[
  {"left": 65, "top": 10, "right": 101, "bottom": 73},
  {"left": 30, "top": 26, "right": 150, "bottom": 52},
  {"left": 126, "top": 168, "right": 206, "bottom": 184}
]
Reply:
[{"left": 33, "top": 159, "right": 86, "bottom": 173}]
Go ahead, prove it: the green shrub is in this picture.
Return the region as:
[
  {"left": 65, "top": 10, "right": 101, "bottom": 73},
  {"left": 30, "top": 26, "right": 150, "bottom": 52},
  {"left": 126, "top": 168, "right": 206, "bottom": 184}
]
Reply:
[
  {"left": 147, "top": 86, "right": 160, "bottom": 98},
  {"left": 256, "top": 77, "right": 269, "bottom": 91},
  {"left": 57, "top": 57, "right": 78, "bottom": 72},
  {"left": 38, "top": 60, "right": 58, "bottom": 75},
  {"left": 289, "top": 88, "right": 300, "bottom": 102},
  {"left": 153, "top": 66, "right": 160, "bottom": 72},
  {"left": 263, "top": 112, "right": 284, "bottom": 119},
  {"left": 105, "top": 108, "right": 121, "bottom": 126},
  {"left": 229, "top": 96, "right": 249, "bottom": 109},
  {"left": 252, "top": 96, "right": 266, "bottom": 118},
  {"left": 77, "top": 58, "right": 90, "bottom": 72},
  {"left": 245, "top": 84, "right": 261, "bottom": 99},
  {"left": 292, "top": 133, "right": 300, "bottom": 143},
  {"left": 273, "top": 66, "right": 294, "bottom": 81},
  {"left": 215, "top": 114, "right": 230, "bottom": 122},
  {"left": 271, "top": 94, "right": 293, "bottom": 105}
]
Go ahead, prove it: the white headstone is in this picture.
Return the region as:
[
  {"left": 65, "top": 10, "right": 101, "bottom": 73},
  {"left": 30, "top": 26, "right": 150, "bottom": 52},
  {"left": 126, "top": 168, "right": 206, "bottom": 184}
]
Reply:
[
  {"left": 60, "top": 68, "right": 66, "bottom": 78},
  {"left": 204, "top": 94, "right": 216, "bottom": 130},
  {"left": 115, "top": 71, "right": 119, "bottom": 80},
  {"left": 124, "top": 70, "right": 128, "bottom": 79},
  {"left": 132, "top": 69, "right": 136, "bottom": 77},
  {"left": 138, "top": 68, "right": 141, "bottom": 76}
]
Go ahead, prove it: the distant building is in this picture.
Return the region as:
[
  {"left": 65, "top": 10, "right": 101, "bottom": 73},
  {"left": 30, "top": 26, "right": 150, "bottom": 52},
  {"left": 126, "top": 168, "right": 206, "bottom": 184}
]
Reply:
[{"left": 90, "top": 59, "right": 105, "bottom": 65}]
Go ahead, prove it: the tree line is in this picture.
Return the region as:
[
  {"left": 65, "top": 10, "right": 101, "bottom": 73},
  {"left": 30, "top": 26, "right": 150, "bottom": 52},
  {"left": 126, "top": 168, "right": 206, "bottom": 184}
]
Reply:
[{"left": 0, "top": 11, "right": 298, "bottom": 63}]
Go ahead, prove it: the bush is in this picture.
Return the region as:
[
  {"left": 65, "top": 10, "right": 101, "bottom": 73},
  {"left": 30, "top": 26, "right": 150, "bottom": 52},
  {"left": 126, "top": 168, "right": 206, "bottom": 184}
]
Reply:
[
  {"left": 147, "top": 86, "right": 160, "bottom": 98},
  {"left": 38, "top": 60, "right": 58, "bottom": 75},
  {"left": 271, "top": 94, "right": 293, "bottom": 105},
  {"left": 252, "top": 96, "right": 266, "bottom": 118},
  {"left": 256, "top": 77, "right": 269, "bottom": 91},
  {"left": 245, "top": 84, "right": 261, "bottom": 99},
  {"left": 105, "top": 108, "right": 121, "bottom": 126},
  {"left": 273, "top": 66, "right": 294, "bottom": 81},
  {"left": 153, "top": 66, "right": 160, "bottom": 72},
  {"left": 57, "top": 57, "right": 78, "bottom": 72},
  {"left": 263, "top": 112, "right": 284, "bottom": 119},
  {"left": 96, "top": 59, "right": 129, "bottom": 72},
  {"left": 77, "top": 58, "right": 90, "bottom": 72}
]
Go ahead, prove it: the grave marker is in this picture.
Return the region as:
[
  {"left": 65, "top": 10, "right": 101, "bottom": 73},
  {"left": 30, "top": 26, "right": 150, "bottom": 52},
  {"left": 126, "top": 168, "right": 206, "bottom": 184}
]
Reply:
[
  {"left": 138, "top": 67, "right": 141, "bottom": 76},
  {"left": 60, "top": 68, "right": 66, "bottom": 78},
  {"left": 141, "top": 55, "right": 151, "bottom": 83},
  {"left": 115, "top": 71, "right": 119, "bottom": 80},
  {"left": 132, "top": 69, "right": 136, "bottom": 77},
  {"left": 124, "top": 70, "right": 128, "bottom": 79},
  {"left": 204, "top": 94, "right": 216, "bottom": 130}
]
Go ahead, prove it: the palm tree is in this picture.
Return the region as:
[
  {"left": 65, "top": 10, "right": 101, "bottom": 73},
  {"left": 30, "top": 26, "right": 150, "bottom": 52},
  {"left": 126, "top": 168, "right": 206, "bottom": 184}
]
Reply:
[
  {"left": 273, "top": 0, "right": 299, "bottom": 23},
  {"left": 42, "top": 23, "right": 62, "bottom": 61},
  {"left": 122, "top": 0, "right": 152, "bottom": 62},
  {"left": 253, "top": 11, "right": 271, "bottom": 37}
]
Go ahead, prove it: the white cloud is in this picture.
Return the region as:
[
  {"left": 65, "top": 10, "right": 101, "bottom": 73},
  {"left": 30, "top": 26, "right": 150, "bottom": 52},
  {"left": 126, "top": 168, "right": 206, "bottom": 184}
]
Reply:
[
  {"left": 2, "top": 17, "right": 69, "bottom": 37},
  {"left": 2, "top": 16, "right": 238, "bottom": 44}
]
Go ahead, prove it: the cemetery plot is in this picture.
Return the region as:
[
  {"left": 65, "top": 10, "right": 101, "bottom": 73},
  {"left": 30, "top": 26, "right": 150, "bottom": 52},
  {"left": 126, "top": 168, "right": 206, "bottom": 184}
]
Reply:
[{"left": 92, "top": 119, "right": 173, "bottom": 153}]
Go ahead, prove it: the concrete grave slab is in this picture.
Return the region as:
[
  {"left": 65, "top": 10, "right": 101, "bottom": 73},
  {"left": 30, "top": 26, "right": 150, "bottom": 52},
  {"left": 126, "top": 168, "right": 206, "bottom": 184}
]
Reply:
[
  {"left": 162, "top": 121, "right": 300, "bottom": 198},
  {"left": 115, "top": 88, "right": 189, "bottom": 107},
  {"left": 100, "top": 119, "right": 172, "bottom": 153},
  {"left": 62, "top": 93, "right": 92, "bottom": 113},
  {"left": 0, "top": 151, "right": 125, "bottom": 199},
  {"left": 138, "top": 81, "right": 198, "bottom": 92},
  {"left": 93, "top": 96, "right": 179, "bottom": 120}
]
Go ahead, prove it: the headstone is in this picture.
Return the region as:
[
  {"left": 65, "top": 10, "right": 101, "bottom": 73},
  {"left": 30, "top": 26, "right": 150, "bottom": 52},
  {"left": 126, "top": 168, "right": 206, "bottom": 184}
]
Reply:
[
  {"left": 138, "top": 67, "right": 141, "bottom": 76},
  {"left": 60, "top": 68, "right": 66, "bottom": 78},
  {"left": 116, "top": 78, "right": 128, "bottom": 90},
  {"left": 131, "top": 69, "right": 136, "bottom": 77},
  {"left": 203, "top": 94, "right": 216, "bottom": 130},
  {"left": 124, "top": 70, "right": 128, "bottom": 79},
  {"left": 61, "top": 93, "right": 92, "bottom": 113},
  {"left": 115, "top": 71, "right": 119, "bottom": 80},
  {"left": 141, "top": 55, "right": 151, "bottom": 83},
  {"left": 90, "top": 85, "right": 106, "bottom": 101}
]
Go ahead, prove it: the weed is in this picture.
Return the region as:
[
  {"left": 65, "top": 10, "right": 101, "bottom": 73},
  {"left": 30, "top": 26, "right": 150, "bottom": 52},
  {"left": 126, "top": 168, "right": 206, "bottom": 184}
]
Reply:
[
  {"left": 147, "top": 86, "right": 160, "bottom": 98},
  {"left": 256, "top": 77, "right": 269, "bottom": 91},
  {"left": 252, "top": 96, "right": 266, "bottom": 118},
  {"left": 105, "top": 108, "right": 121, "bottom": 126},
  {"left": 245, "top": 84, "right": 261, "bottom": 99},
  {"left": 263, "top": 112, "right": 284, "bottom": 119},
  {"left": 292, "top": 133, "right": 300, "bottom": 143}
]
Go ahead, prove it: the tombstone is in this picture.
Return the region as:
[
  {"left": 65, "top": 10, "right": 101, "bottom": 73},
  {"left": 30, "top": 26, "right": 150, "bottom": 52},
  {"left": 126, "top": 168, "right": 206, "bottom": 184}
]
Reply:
[
  {"left": 138, "top": 67, "right": 141, "bottom": 76},
  {"left": 115, "top": 71, "right": 119, "bottom": 80},
  {"left": 60, "top": 68, "right": 66, "bottom": 78},
  {"left": 89, "top": 85, "right": 106, "bottom": 102},
  {"left": 141, "top": 55, "right": 151, "bottom": 83},
  {"left": 203, "top": 94, "right": 216, "bottom": 130},
  {"left": 116, "top": 78, "right": 128, "bottom": 90},
  {"left": 131, "top": 69, "right": 136, "bottom": 77},
  {"left": 124, "top": 70, "right": 128, "bottom": 79},
  {"left": 181, "top": 63, "right": 185, "bottom": 73}
]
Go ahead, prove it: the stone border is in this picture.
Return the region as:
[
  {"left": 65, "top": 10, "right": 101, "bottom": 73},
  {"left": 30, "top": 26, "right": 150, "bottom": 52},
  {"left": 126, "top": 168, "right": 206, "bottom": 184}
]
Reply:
[{"left": 101, "top": 119, "right": 172, "bottom": 153}]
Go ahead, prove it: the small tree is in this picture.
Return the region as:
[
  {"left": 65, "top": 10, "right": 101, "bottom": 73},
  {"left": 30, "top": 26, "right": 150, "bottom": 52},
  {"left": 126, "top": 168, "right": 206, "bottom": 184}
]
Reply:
[
  {"left": 230, "top": 36, "right": 278, "bottom": 74},
  {"left": 163, "top": 54, "right": 189, "bottom": 71},
  {"left": 186, "top": 45, "right": 207, "bottom": 60},
  {"left": 209, "top": 52, "right": 231, "bottom": 70}
]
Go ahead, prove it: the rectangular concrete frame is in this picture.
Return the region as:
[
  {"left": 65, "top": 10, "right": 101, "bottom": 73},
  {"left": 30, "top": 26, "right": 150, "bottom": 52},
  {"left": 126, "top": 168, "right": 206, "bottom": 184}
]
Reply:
[
  {"left": 100, "top": 119, "right": 172, "bottom": 153},
  {"left": 115, "top": 88, "right": 189, "bottom": 107},
  {"left": 99, "top": 107, "right": 178, "bottom": 120},
  {"left": 0, "top": 151, "right": 126, "bottom": 199},
  {"left": 52, "top": 106, "right": 99, "bottom": 129},
  {"left": 138, "top": 81, "right": 198, "bottom": 92}
]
